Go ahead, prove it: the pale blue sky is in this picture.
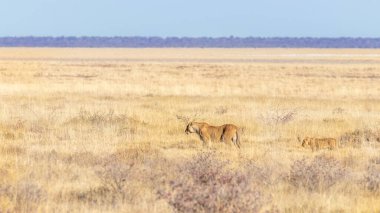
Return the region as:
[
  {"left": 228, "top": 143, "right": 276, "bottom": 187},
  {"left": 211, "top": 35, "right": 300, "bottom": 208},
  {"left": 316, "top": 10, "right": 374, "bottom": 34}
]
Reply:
[{"left": 1, "top": 0, "right": 379, "bottom": 37}]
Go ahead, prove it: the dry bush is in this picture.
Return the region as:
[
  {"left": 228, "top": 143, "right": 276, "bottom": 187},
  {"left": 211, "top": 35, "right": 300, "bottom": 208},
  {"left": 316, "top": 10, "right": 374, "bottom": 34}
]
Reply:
[
  {"left": 289, "top": 154, "right": 348, "bottom": 192},
  {"left": 29, "top": 120, "right": 50, "bottom": 133},
  {"left": 95, "top": 156, "right": 134, "bottom": 194},
  {"left": 332, "top": 107, "right": 345, "bottom": 114},
  {"left": 63, "top": 186, "right": 118, "bottom": 206},
  {"left": 30, "top": 150, "right": 101, "bottom": 168},
  {"left": 370, "top": 156, "right": 380, "bottom": 164},
  {"left": 363, "top": 157, "right": 380, "bottom": 195},
  {"left": 67, "top": 108, "right": 144, "bottom": 127},
  {"left": 0, "top": 119, "right": 26, "bottom": 140},
  {"left": 257, "top": 107, "right": 298, "bottom": 141},
  {"left": 340, "top": 129, "right": 380, "bottom": 147},
  {"left": 243, "top": 160, "right": 285, "bottom": 187},
  {"left": 107, "top": 144, "right": 173, "bottom": 192},
  {"left": 176, "top": 114, "right": 192, "bottom": 124},
  {"left": 0, "top": 185, "right": 13, "bottom": 212},
  {"left": 59, "top": 153, "right": 147, "bottom": 207},
  {"left": 112, "top": 144, "right": 169, "bottom": 176},
  {"left": 0, "top": 182, "right": 46, "bottom": 213},
  {"left": 63, "top": 151, "right": 102, "bottom": 167},
  {"left": 59, "top": 156, "right": 138, "bottom": 207},
  {"left": 21, "top": 106, "right": 59, "bottom": 137},
  {"left": 258, "top": 107, "right": 297, "bottom": 126},
  {"left": 65, "top": 108, "right": 144, "bottom": 141},
  {"left": 0, "top": 145, "right": 25, "bottom": 155},
  {"left": 166, "top": 140, "right": 199, "bottom": 149},
  {"left": 113, "top": 143, "right": 161, "bottom": 162},
  {"left": 15, "top": 182, "right": 46, "bottom": 212},
  {"left": 215, "top": 106, "right": 228, "bottom": 115},
  {"left": 340, "top": 130, "right": 362, "bottom": 147},
  {"left": 29, "top": 150, "right": 60, "bottom": 164},
  {"left": 176, "top": 112, "right": 202, "bottom": 124},
  {"left": 50, "top": 151, "right": 101, "bottom": 168},
  {"left": 157, "top": 152, "right": 269, "bottom": 213}
]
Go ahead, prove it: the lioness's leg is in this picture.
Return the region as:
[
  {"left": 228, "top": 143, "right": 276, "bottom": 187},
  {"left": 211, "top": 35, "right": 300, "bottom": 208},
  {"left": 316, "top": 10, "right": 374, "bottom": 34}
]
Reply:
[
  {"left": 232, "top": 134, "right": 239, "bottom": 148},
  {"left": 222, "top": 131, "right": 234, "bottom": 146},
  {"left": 221, "top": 135, "right": 231, "bottom": 145},
  {"left": 311, "top": 143, "right": 316, "bottom": 152},
  {"left": 200, "top": 132, "right": 211, "bottom": 148},
  {"left": 329, "top": 142, "right": 336, "bottom": 150},
  {"left": 316, "top": 143, "right": 321, "bottom": 151}
]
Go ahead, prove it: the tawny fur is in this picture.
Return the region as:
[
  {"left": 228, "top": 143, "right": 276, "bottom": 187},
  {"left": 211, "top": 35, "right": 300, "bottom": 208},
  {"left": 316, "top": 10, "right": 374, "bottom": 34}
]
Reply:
[
  {"left": 300, "top": 137, "right": 337, "bottom": 151},
  {"left": 185, "top": 122, "right": 240, "bottom": 148}
]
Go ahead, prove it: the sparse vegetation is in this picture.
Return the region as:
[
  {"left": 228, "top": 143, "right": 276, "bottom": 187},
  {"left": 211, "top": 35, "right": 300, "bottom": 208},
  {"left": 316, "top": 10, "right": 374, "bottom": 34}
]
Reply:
[
  {"left": 289, "top": 155, "right": 348, "bottom": 192},
  {"left": 1, "top": 48, "right": 380, "bottom": 212},
  {"left": 156, "top": 152, "right": 269, "bottom": 213},
  {"left": 363, "top": 158, "right": 380, "bottom": 195},
  {"left": 340, "top": 129, "right": 380, "bottom": 147},
  {"left": 0, "top": 182, "right": 46, "bottom": 212}
]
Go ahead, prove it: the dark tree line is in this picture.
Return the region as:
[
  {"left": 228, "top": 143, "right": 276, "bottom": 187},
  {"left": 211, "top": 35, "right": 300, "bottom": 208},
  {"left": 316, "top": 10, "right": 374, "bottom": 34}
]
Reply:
[{"left": 0, "top": 37, "right": 380, "bottom": 48}]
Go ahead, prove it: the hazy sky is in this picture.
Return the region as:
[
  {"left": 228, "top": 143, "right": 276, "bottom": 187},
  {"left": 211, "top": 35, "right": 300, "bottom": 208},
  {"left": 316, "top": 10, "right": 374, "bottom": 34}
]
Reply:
[{"left": 1, "top": 0, "right": 379, "bottom": 37}]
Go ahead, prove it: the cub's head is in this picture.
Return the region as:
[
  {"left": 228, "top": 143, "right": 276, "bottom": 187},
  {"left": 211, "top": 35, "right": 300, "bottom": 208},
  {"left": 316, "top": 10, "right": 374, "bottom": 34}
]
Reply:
[
  {"left": 185, "top": 122, "right": 196, "bottom": 134},
  {"left": 302, "top": 137, "right": 311, "bottom": 147}
]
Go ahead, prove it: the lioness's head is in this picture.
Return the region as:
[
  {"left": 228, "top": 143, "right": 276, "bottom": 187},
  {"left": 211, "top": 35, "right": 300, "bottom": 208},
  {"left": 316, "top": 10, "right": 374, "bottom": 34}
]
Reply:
[{"left": 185, "top": 122, "right": 196, "bottom": 134}]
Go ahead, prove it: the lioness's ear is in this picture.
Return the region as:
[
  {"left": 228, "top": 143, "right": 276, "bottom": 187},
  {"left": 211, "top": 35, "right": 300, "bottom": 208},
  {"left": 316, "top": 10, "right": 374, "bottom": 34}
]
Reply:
[{"left": 297, "top": 136, "right": 301, "bottom": 143}]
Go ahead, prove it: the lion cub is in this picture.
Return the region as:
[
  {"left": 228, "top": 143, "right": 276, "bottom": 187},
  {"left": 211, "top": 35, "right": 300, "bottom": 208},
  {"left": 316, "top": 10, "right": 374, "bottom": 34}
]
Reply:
[{"left": 299, "top": 137, "right": 337, "bottom": 151}]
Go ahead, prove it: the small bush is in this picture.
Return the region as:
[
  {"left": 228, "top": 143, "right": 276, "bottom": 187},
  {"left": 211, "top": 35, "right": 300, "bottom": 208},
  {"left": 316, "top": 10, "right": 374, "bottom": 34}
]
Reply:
[
  {"left": 65, "top": 152, "right": 101, "bottom": 167},
  {"left": 332, "top": 107, "right": 345, "bottom": 114},
  {"left": 95, "top": 157, "right": 134, "bottom": 194},
  {"left": 0, "top": 182, "right": 46, "bottom": 213},
  {"left": 340, "top": 129, "right": 380, "bottom": 147},
  {"left": 157, "top": 152, "right": 268, "bottom": 213},
  {"left": 257, "top": 107, "right": 297, "bottom": 126},
  {"left": 257, "top": 106, "right": 298, "bottom": 141},
  {"left": 215, "top": 106, "right": 228, "bottom": 115},
  {"left": 15, "top": 182, "right": 46, "bottom": 212},
  {"left": 64, "top": 186, "right": 118, "bottom": 205},
  {"left": 60, "top": 153, "right": 140, "bottom": 206},
  {"left": 289, "top": 155, "right": 347, "bottom": 192},
  {"left": 113, "top": 143, "right": 161, "bottom": 163},
  {"left": 363, "top": 159, "right": 380, "bottom": 195},
  {"left": 0, "top": 185, "right": 13, "bottom": 212},
  {"left": 0, "top": 145, "right": 25, "bottom": 155},
  {"left": 244, "top": 160, "right": 284, "bottom": 187},
  {"left": 65, "top": 109, "right": 144, "bottom": 141},
  {"left": 67, "top": 108, "right": 145, "bottom": 127}
]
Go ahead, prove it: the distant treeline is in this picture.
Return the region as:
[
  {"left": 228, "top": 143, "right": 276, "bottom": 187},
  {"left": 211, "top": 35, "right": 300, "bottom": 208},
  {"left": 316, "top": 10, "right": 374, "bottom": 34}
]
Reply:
[{"left": 1, "top": 37, "right": 380, "bottom": 48}]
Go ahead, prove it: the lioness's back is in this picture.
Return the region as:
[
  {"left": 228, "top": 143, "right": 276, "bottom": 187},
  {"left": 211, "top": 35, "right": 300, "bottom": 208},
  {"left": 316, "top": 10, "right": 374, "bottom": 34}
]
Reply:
[
  {"left": 302, "top": 137, "right": 337, "bottom": 151},
  {"left": 314, "top": 138, "right": 337, "bottom": 149},
  {"left": 223, "top": 124, "right": 238, "bottom": 130}
]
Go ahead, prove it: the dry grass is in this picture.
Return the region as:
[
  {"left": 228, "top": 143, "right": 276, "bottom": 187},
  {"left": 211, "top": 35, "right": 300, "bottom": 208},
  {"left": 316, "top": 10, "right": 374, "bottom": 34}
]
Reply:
[{"left": 1, "top": 48, "right": 380, "bottom": 212}]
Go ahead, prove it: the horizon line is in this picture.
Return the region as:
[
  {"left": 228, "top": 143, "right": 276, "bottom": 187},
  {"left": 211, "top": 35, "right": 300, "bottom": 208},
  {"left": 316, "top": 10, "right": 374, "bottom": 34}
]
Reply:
[{"left": 1, "top": 36, "right": 380, "bottom": 39}]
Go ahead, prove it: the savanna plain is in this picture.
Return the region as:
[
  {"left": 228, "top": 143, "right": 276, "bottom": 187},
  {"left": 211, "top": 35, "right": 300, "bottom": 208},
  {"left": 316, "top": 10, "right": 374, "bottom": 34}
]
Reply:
[{"left": 1, "top": 48, "right": 380, "bottom": 212}]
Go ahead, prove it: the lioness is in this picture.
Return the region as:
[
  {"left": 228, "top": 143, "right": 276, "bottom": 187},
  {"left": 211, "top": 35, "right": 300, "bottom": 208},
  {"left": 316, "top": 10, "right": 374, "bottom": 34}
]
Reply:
[
  {"left": 300, "top": 137, "right": 337, "bottom": 151},
  {"left": 185, "top": 122, "right": 240, "bottom": 148}
]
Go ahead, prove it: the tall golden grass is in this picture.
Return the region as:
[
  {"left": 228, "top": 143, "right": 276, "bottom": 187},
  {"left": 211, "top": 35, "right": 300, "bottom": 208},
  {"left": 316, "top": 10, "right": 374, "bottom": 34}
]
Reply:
[{"left": 1, "top": 48, "right": 380, "bottom": 212}]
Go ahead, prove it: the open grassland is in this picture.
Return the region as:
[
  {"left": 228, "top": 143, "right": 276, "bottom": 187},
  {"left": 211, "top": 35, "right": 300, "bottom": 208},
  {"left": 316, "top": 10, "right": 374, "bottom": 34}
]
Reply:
[{"left": 1, "top": 48, "right": 380, "bottom": 212}]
